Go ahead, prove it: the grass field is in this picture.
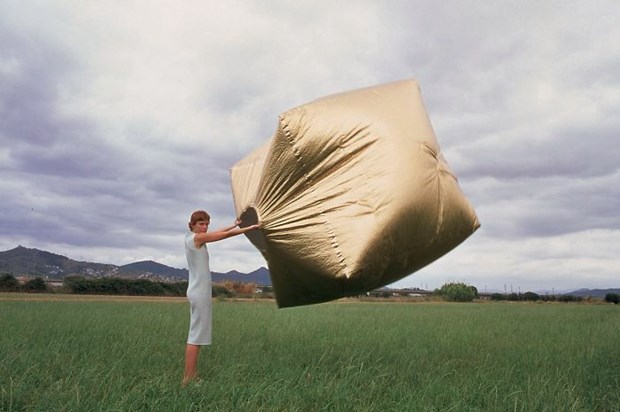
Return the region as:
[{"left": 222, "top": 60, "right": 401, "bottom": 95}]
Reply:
[{"left": 1, "top": 294, "right": 618, "bottom": 411}]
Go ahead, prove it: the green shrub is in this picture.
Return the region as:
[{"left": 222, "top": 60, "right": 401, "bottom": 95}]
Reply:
[
  {"left": 213, "top": 284, "right": 234, "bottom": 297},
  {"left": 523, "top": 291, "right": 540, "bottom": 301},
  {"left": 64, "top": 276, "right": 187, "bottom": 296},
  {"left": 0, "top": 273, "right": 19, "bottom": 291},
  {"left": 605, "top": 293, "right": 619, "bottom": 304},
  {"left": 436, "top": 282, "right": 478, "bottom": 302},
  {"left": 558, "top": 294, "right": 583, "bottom": 303},
  {"left": 22, "top": 277, "right": 48, "bottom": 293}
]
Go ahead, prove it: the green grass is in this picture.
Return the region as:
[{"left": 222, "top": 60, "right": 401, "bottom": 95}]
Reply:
[{"left": 1, "top": 295, "right": 618, "bottom": 411}]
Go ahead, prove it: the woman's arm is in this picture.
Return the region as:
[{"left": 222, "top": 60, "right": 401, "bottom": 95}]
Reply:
[
  {"left": 214, "top": 219, "right": 242, "bottom": 233},
  {"left": 193, "top": 221, "right": 259, "bottom": 248}
]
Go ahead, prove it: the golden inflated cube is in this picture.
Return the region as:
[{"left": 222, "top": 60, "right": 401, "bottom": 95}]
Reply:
[{"left": 231, "top": 79, "right": 480, "bottom": 307}]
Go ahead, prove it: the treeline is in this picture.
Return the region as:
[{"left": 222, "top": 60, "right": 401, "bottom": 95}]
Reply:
[
  {"left": 0, "top": 274, "right": 49, "bottom": 293},
  {"left": 0, "top": 273, "right": 188, "bottom": 296},
  {"left": 425, "top": 282, "right": 619, "bottom": 304},
  {"left": 2, "top": 273, "right": 617, "bottom": 303},
  {"left": 490, "top": 291, "right": 620, "bottom": 304},
  {"left": 0, "top": 273, "right": 264, "bottom": 298},
  {"left": 64, "top": 276, "right": 188, "bottom": 296}
]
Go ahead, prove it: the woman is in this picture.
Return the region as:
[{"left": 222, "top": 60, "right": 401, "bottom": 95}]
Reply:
[{"left": 183, "top": 210, "right": 259, "bottom": 385}]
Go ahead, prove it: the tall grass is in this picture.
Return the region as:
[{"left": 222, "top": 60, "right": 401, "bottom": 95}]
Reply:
[{"left": 1, "top": 295, "right": 618, "bottom": 411}]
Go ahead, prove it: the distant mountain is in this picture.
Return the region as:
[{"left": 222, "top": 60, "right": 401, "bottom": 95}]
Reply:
[
  {"left": 0, "top": 245, "right": 118, "bottom": 279},
  {"left": 5, "top": 246, "right": 615, "bottom": 294},
  {"left": 248, "top": 267, "right": 271, "bottom": 285},
  {"left": 212, "top": 267, "right": 271, "bottom": 285},
  {"left": 121, "top": 260, "right": 189, "bottom": 279},
  {"left": 567, "top": 288, "right": 620, "bottom": 298},
  {"left": 0, "top": 246, "right": 272, "bottom": 285}
]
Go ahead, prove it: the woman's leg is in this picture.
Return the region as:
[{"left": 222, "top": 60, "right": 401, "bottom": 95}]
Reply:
[{"left": 183, "top": 344, "right": 201, "bottom": 385}]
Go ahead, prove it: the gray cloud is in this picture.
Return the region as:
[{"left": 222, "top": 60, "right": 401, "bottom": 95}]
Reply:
[{"left": 1, "top": 1, "right": 619, "bottom": 290}]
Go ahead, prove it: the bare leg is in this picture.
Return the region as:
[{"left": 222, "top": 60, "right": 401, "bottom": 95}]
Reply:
[{"left": 183, "top": 344, "right": 201, "bottom": 385}]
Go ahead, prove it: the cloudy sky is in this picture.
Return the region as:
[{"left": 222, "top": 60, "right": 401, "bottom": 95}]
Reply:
[{"left": 1, "top": 1, "right": 618, "bottom": 293}]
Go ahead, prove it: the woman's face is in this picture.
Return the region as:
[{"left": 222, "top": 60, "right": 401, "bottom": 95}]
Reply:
[{"left": 192, "top": 219, "right": 209, "bottom": 233}]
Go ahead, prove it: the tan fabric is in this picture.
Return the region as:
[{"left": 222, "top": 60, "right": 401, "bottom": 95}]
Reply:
[{"left": 231, "top": 79, "right": 480, "bottom": 307}]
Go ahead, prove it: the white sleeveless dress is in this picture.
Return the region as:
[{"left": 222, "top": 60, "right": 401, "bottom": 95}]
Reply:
[{"left": 184, "top": 231, "right": 212, "bottom": 345}]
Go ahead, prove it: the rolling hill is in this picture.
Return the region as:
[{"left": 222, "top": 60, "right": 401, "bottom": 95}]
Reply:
[{"left": 0, "top": 246, "right": 272, "bottom": 285}]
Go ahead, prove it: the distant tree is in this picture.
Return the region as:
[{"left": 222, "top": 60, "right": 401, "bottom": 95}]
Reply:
[
  {"left": 125, "top": 279, "right": 166, "bottom": 295},
  {"left": 64, "top": 276, "right": 187, "bottom": 296},
  {"left": 523, "top": 291, "right": 540, "bottom": 301},
  {"left": 160, "top": 281, "right": 187, "bottom": 297},
  {"left": 436, "top": 282, "right": 478, "bottom": 302},
  {"left": 490, "top": 293, "right": 505, "bottom": 301},
  {"left": 22, "top": 277, "right": 48, "bottom": 293},
  {"left": 558, "top": 294, "right": 583, "bottom": 303},
  {"left": 213, "top": 284, "right": 234, "bottom": 297},
  {"left": 223, "top": 281, "right": 257, "bottom": 295},
  {"left": 0, "top": 273, "right": 20, "bottom": 291},
  {"left": 605, "top": 293, "right": 619, "bottom": 304},
  {"left": 507, "top": 293, "right": 522, "bottom": 301},
  {"left": 64, "top": 276, "right": 89, "bottom": 293}
]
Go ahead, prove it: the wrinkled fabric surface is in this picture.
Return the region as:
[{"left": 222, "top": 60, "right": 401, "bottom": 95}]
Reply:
[{"left": 231, "top": 79, "right": 480, "bottom": 308}]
